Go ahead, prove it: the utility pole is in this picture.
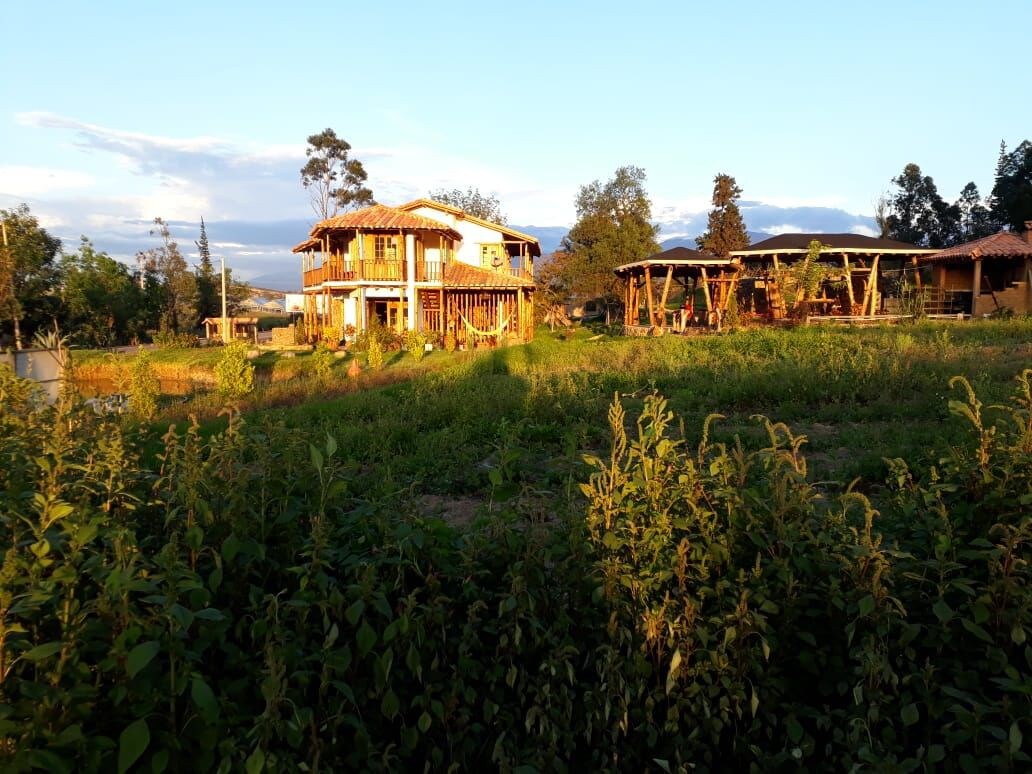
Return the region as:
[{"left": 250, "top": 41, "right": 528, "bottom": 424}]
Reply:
[{"left": 220, "top": 254, "right": 229, "bottom": 344}]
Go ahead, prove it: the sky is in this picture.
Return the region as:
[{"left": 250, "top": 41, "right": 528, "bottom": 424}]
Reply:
[{"left": 1, "top": 0, "right": 1029, "bottom": 285}]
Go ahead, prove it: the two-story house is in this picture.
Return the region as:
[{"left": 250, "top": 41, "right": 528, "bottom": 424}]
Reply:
[{"left": 293, "top": 200, "right": 539, "bottom": 346}]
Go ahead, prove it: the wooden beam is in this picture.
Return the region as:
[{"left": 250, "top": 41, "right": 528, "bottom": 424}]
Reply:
[
  {"left": 911, "top": 256, "right": 922, "bottom": 290},
  {"left": 842, "top": 253, "right": 855, "bottom": 310},
  {"left": 644, "top": 265, "right": 657, "bottom": 326},
  {"left": 699, "top": 267, "right": 713, "bottom": 326},
  {"left": 868, "top": 255, "right": 881, "bottom": 315},
  {"left": 658, "top": 265, "right": 674, "bottom": 326},
  {"left": 971, "top": 257, "right": 982, "bottom": 316}
]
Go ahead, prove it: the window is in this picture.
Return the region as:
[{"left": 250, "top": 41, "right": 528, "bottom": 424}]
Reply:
[
  {"left": 480, "top": 243, "right": 505, "bottom": 268},
  {"left": 374, "top": 235, "right": 398, "bottom": 260}
]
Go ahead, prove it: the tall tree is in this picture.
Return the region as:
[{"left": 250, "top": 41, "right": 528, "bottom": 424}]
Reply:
[
  {"left": 990, "top": 140, "right": 1032, "bottom": 232},
  {"left": 137, "top": 218, "right": 198, "bottom": 333},
  {"left": 561, "top": 165, "right": 660, "bottom": 321},
  {"left": 0, "top": 204, "right": 62, "bottom": 349},
  {"left": 194, "top": 218, "right": 220, "bottom": 321},
  {"left": 885, "top": 163, "right": 960, "bottom": 247},
  {"left": 696, "top": 174, "right": 750, "bottom": 256},
  {"left": 428, "top": 187, "right": 507, "bottom": 223},
  {"left": 955, "top": 183, "right": 995, "bottom": 241},
  {"left": 60, "top": 238, "right": 140, "bottom": 347},
  {"left": 300, "top": 128, "right": 375, "bottom": 220}
]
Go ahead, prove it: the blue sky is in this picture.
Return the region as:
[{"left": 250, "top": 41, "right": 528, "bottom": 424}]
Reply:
[{"left": 2, "top": 0, "right": 1029, "bottom": 284}]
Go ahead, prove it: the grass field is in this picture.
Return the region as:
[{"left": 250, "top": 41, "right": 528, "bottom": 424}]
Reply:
[{"left": 4, "top": 318, "right": 1031, "bottom": 771}]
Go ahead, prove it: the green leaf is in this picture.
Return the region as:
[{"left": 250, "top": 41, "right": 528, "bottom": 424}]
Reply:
[
  {"left": 1012, "top": 623, "right": 1026, "bottom": 645},
  {"left": 418, "top": 711, "right": 432, "bottom": 733},
  {"left": 901, "top": 702, "right": 919, "bottom": 726},
  {"left": 345, "top": 600, "right": 365, "bottom": 626},
  {"left": 858, "top": 594, "right": 876, "bottom": 617},
  {"left": 191, "top": 675, "right": 219, "bottom": 723},
  {"left": 787, "top": 717, "right": 804, "bottom": 744},
  {"left": 118, "top": 717, "right": 150, "bottom": 774},
  {"left": 127, "top": 641, "right": 160, "bottom": 678},
  {"left": 960, "top": 618, "right": 994, "bottom": 644},
  {"left": 666, "top": 648, "right": 682, "bottom": 696},
  {"left": 602, "top": 531, "right": 621, "bottom": 549},
  {"left": 750, "top": 688, "right": 759, "bottom": 717},
  {"left": 23, "top": 642, "right": 63, "bottom": 661},
  {"left": 245, "top": 747, "right": 265, "bottom": 774},
  {"left": 381, "top": 690, "right": 399, "bottom": 720},
  {"left": 1010, "top": 721, "right": 1023, "bottom": 754},
  {"left": 194, "top": 608, "right": 225, "bottom": 622},
  {"left": 309, "top": 444, "right": 323, "bottom": 472},
  {"left": 356, "top": 621, "right": 376, "bottom": 657},
  {"left": 932, "top": 599, "right": 953, "bottom": 624}
]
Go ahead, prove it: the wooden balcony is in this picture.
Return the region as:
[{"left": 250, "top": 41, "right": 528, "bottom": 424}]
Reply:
[{"left": 303, "top": 259, "right": 450, "bottom": 286}]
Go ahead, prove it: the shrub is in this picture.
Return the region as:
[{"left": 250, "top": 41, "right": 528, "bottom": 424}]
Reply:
[
  {"left": 152, "top": 328, "right": 199, "bottom": 348},
  {"left": 310, "top": 343, "right": 334, "bottom": 380},
  {"left": 214, "top": 339, "right": 254, "bottom": 398},
  {"left": 367, "top": 335, "right": 384, "bottom": 369},
  {"left": 404, "top": 330, "right": 428, "bottom": 361},
  {"left": 128, "top": 348, "right": 160, "bottom": 420}
]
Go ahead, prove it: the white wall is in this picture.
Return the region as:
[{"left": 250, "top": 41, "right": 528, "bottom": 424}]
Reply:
[{"left": 406, "top": 204, "right": 509, "bottom": 268}]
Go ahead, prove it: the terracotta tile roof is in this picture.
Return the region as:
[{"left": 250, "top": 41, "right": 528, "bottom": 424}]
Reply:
[
  {"left": 919, "top": 230, "right": 1032, "bottom": 264},
  {"left": 443, "top": 262, "right": 534, "bottom": 288},
  {"left": 397, "top": 198, "right": 542, "bottom": 257},
  {"left": 733, "top": 233, "right": 931, "bottom": 255},
  {"left": 291, "top": 237, "right": 320, "bottom": 253},
  {"left": 310, "top": 204, "right": 463, "bottom": 241}
]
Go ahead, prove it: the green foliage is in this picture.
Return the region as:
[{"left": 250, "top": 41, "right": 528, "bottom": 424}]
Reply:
[
  {"left": 60, "top": 238, "right": 141, "bottom": 347},
  {"left": 0, "top": 203, "right": 62, "bottom": 347},
  {"left": 560, "top": 166, "right": 661, "bottom": 311},
  {"left": 404, "top": 330, "right": 427, "bottom": 361},
  {"left": 1, "top": 354, "right": 1031, "bottom": 770},
  {"left": 194, "top": 217, "right": 220, "bottom": 322},
  {"left": 138, "top": 218, "right": 198, "bottom": 333},
  {"left": 128, "top": 348, "right": 160, "bottom": 420},
  {"left": 366, "top": 334, "right": 384, "bottom": 369},
  {"left": 695, "top": 173, "right": 750, "bottom": 256},
  {"left": 991, "top": 139, "right": 1032, "bottom": 232},
  {"left": 214, "top": 340, "right": 255, "bottom": 398},
  {"left": 300, "top": 128, "right": 374, "bottom": 219},
  {"left": 310, "top": 343, "right": 335, "bottom": 380},
  {"left": 152, "top": 329, "right": 199, "bottom": 349},
  {"left": 428, "top": 187, "right": 507, "bottom": 223}
]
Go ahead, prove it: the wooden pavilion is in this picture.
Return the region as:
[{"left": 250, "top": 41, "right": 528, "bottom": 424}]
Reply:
[
  {"left": 918, "top": 225, "right": 1032, "bottom": 316},
  {"left": 614, "top": 247, "right": 742, "bottom": 333},
  {"left": 730, "top": 234, "right": 935, "bottom": 320}
]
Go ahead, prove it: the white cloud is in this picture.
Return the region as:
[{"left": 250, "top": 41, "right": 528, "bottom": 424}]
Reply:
[
  {"left": 0, "top": 165, "right": 95, "bottom": 197},
  {"left": 745, "top": 195, "right": 849, "bottom": 210},
  {"left": 850, "top": 224, "right": 878, "bottom": 237},
  {"left": 761, "top": 224, "right": 802, "bottom": 234}
]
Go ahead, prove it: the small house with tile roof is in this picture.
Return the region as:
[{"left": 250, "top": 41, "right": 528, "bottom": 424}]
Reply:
[
  {"left": 293, "top": 202, "right": 537, "bottom": 346},
  {"left": 918, "top": 224, "right": 1032, "bottom": 316}
]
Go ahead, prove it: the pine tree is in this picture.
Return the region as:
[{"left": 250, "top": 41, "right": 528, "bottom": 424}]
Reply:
[
  {"left": 194, "top": 218, "right": 220, "bottom": 322},
  {"left": 696, "top": 174, "right": 750, "bottom": 257}
]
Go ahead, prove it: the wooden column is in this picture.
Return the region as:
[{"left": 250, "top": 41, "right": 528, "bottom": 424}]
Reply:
[
  {"left": 971, "top": 258, "right": 982, "bottom": 316},
  {"left": 842, "top": 254, "right": 855, "bottom": 310},
  {"left": 699, "top": 267, "right": 713, "bottom": 325},
  {"left": 912, "top": 256, "right": 922, "bottom": 290},
  {"left": 868, "top": 255, "right": 881, "bottom": 315},
  {"left": 644, "top": 265, "right": 656, "bottom": 326},
  {"left": 658, "top": 265, "right": 674, "bottom": 328}
]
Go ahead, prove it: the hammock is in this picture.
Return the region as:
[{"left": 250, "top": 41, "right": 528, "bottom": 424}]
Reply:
[{"left": 459, "top": 313, "right": 512, "bottom": 338}]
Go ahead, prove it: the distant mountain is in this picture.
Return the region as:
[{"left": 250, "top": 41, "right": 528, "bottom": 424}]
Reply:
[
  {"left": 660, "top": 232, "right": 767, "bottom": 250},
  {"left": 248, "top": 272, "right": 301, "bottom": 293},
  {"left": 510, "top": 225, "right": 567, "bottom": 255}
]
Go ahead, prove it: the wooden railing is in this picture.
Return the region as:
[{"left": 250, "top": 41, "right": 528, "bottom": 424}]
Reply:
[{"left": 303, "top": 260, "right": 534, "bottom": 286}]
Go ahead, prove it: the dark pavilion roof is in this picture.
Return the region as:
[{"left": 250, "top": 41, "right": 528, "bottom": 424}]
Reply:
[
  {"left": 731, "top": 233, "right": 932, "bottom": 255},
  {"left": 919, "top": 230, "right": 1032, "bottom": 264}
]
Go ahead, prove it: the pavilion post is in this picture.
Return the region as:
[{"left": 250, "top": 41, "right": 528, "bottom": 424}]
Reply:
[
  {"left": 971, "top": 257, "right": 982, "bottom": 316},
  {"left": 658, "top": 265, "right": 674, "bottom": 328},
  {"left": 699, "top": 267, "right": 713, "bottom": 326},
  {"left": 912, "top": 256, "right": 922, "bottom": 290},
  {"left": 842, "top": 254, "right": 855, "bottom": 311},
  {"left": 644, "top": 265, "right": 657, "bottom": 326}
]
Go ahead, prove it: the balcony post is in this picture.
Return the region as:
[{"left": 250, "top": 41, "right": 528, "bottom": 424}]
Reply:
[{"left": 406, "top": 233, "right": 417, "bottom": 330}]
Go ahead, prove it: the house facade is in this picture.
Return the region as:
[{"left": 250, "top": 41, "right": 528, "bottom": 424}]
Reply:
[{"left": 294, "top": 201, "right": 538, "bottom": 346}]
